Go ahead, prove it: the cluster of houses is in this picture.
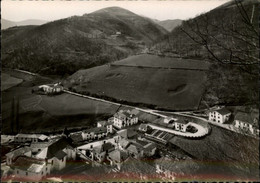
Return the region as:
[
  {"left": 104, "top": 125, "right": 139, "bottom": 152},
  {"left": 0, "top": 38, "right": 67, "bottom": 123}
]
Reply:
[
  {"left": 208, "top": 107, "right": 259, "bottom": 136},
  {"left": 32, "top": 83, "right": 63, "bottom": 95},
  {"left": 4, "top": 134, "right": 76, "bottom": 181},
  {"left": 77, "top": 128, "right": 157, "bottom": 170}
]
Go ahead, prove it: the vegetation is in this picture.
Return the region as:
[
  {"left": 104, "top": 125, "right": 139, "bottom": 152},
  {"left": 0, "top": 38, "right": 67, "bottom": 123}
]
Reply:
[{"left": 1, "top": 7, "right": 167, "bottom": 76}]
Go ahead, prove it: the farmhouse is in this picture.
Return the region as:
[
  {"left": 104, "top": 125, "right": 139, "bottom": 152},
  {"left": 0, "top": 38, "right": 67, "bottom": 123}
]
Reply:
[
  {"left": 234, "top": 111, "right": 259, "bottom": 135},
  {"left": 14, "top": 134, "right": 49, "bottom": 143},
  {"left": 113, "top": 110, "right": 138, "bottom": 129},
  {"left": 13, "top": 156, "right": 50, "bottom": 181},
  {"left": 208, "top": 108, "right": 231, "bottom": 124},
  {"left": 34, "top": 83, "right": 63, "bottom": 95}
]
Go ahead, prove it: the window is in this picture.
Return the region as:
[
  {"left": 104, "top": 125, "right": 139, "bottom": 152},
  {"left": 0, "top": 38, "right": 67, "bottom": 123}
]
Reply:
[
  {"left": 26, "top": 172, "right": 28, "bottom": 176},
  {"left": 51, "top": 160, "right": 53, "bottom": 165},
  {"left": 17, "top": 170, "right": 19, "bottom": 174},
  {"left": 46, "top": 167, "right": 48, "bottom": 171},
  {"left": 42, "top": 171, "right": 43, "bottom": 175}
]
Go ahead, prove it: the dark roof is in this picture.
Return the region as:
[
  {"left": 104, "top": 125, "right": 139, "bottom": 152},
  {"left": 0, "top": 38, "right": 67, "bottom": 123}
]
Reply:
[
  {"left": 13, "top": 156, "right": 45, "bottom": 173},
  {"left": 84, "top": 127, "right": 107, "bottom": 134},
  {"left": 175, "top": 119, "right": 189, "bottom": 125},
  {"left": 215, "top": 108, "right": 231, "bottom": 115},
  {"left": 102, "top": 142, "right": 115, "bottom": 152},
  {"left": 54, "top": 150, "right": 67, "bottom": 160},
  {"left": 47, "top": 137, "right": 71, "bottom": 159},
  {"left": 118, "top": 129, "right": 137, "bottom": 139},
  {"left": 144, "top": 143, "right": 156, "bottom": 152},
  {"left": 69, "top": 132, "right": 84, "bottom": 142}
]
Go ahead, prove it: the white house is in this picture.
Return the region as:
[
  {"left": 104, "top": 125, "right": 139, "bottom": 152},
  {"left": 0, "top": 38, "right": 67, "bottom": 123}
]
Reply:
[
  {"left": 113, "top": 110, "right": 138, "bottom": 129},
  {"left": 234, "top": 111, "right": 259, "bottom": 135},
  {"left": 36, "top": 84, "right": 63, "bottom": 95},
  {"left": 208, "top": 108, "right": 231, "bottom": 124},
  {"left": 82, "top": 127, "right": 108, "bottom": 140},
  {"left": 14, "top": 134, "right": 49, "bottom": 143},
  {"left": 97, "top": 121, "right": 113, "bottom": 134},
  {"left": 174, "top": 120, "right": 190, "bottom": 132}
]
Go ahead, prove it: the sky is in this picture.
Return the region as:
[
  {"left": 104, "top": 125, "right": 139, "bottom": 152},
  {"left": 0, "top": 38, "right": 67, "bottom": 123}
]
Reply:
[{"left": 2, "top": 0, "right": 230, "bottom": 22}]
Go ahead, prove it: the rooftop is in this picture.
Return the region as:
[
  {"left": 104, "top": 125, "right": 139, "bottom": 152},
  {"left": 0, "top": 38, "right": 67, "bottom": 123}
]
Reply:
[
  {"left": 108, "top": 149, "right": 128, "bottom": 162},
  {"left": 118, "top": 129, "right": 137, "bottom": 139},
  {"left": 15, "top": 134, "right": 48, "bottom": 140},
  {"left": 175, "top": 119, "right": 189, "bottom": 125},
  {"left": 13, "top": 156, "right": 45, "bottom": 173},
  {"left": 215, "top": 108, "right": 231, "bottom": 115},
  {"left": 6, "top": 146, "right": 31, "bottom": 158},
  {"left": 84, "top": 127, "right": 107, "bottom": 134},
  {"left": 234, "top": 111, "right": 259, "bottom": 127}
]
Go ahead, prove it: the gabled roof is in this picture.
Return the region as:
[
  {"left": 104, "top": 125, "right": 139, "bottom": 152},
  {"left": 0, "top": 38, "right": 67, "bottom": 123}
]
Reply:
[
  {"left": 54, "top": 150, "right": 67, "bottom": 160},
  {"left": 139, "top": 124, "right": 147, "bottom": 131},
  {"left": 118, "top": 129, "right": 137, "bottom": 139},
  {"left": 13, "top": 156, "right": 45, "bottom": 173},
  {"left": 30, "top": 141, "right": 52, "bottom": 149},
  {"left": 215, "top": 108, "right": 231, "bottom": 115},
  {"left": 6, "top": 147, "right": 31, "bottom": 159},
  {"left": 144, "top": 143, "right": 156, "bottom": 152},
  {"left": 46, "top": 137, "right": 71, "bottom": 159},
  {"left": 126, "top": 144, "right": 143, "bottom": 154},
  {"left": 108, "top": 149, "right": 128, "bottom": 162},
  {"left": 119, "top": 139, "right": 130, "bottom": 149},
  {"left": 84, "top": 127, "right": 107, "bottom": 134},
  {"left": 175, "top": 119, "right": 189, "bottom": 125},
  {"left": 69, "top": 132, "right": 84, "bottom": 142},
  {"left": 93, "top": 142, "right": 115, "bottom": 154}
]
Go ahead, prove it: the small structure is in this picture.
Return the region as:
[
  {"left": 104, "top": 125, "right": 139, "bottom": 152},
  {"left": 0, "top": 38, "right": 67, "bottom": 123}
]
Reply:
[
  {"left": 33, "top": 83, "right": 63, "bottom": 95},
  {"left": 126, "top": 143, "right": 144, "bottom": 159},
  {"left": 234, "top": 111, "right": 259, "bottom": 135},
  {"left": 113, "top": 110, "right": 138, "bottom": 129},
  {"left": 107, "top": 149, "right": 128, "bottom": 170},
  {"left": 14, "top": 134, "right": 49, "bottom": 143},
  {"left": 174, "top": 119, "right": 189, "bottom": 132},
  {"left": 118, "top": 139, "right": 130, "bottom": 150},
  {"left": 208, "top": 108, "right": 231, "bottom": 124},
  {"left": 139, "top": 124, "right": 148, "bottom": 132},
  {"left": 13, "top": 156, "right": 50, "bottom": 181}
]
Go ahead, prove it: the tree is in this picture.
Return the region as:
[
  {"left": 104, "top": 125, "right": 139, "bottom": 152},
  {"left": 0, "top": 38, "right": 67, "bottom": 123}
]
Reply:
[{"left": 180, "top": 0, "right": 259, "bottom": 74}]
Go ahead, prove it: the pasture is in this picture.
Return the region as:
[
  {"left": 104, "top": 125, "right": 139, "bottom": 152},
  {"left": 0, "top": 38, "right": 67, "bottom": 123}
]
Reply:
[
  {"left": 67, "top": 58, "right": 208, "bottom": 111},
  {"left": 112, "top": 54, "right": 211, "bottom": 70},
  {"left": 1, "top": 73, "right": 23, "bottom": 91}
]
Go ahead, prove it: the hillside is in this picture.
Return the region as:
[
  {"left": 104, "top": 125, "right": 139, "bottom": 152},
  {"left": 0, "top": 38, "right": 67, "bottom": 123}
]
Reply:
[
  {"left": 1, "top": 7, "right": 167, "bottom": 76},
  {"left": 156, "top": 19, "right": 182, "bottom": 32},
  {"left": 152, "top": 0, "right": 259, "bottom": 107},
  {"left": 64, "top": 54, "right": 210, "bottom": 111},
  {"left": 1, "top": 18, "right": 48, "bottom": 30}
]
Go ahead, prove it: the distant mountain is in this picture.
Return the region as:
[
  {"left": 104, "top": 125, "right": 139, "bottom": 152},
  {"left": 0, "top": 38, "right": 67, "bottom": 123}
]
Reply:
[
  {"left": 156, "top": 19, "right": 183, "bottom": 32},
  {"left": 1, "top": 18, "right": 48, "bottom": 30},
  {"left": 1, "top": 7, "right": 168, "bottom": 76}
]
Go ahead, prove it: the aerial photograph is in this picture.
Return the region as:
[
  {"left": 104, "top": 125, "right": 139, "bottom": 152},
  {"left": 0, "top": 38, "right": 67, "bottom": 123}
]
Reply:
[{"left": 1, "top": 0, "right": 259, "bottom": 182}]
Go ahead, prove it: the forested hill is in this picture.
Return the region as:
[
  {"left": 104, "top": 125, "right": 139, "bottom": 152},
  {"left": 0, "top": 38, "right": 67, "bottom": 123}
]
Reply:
[
  {"left": 151, "top": 0, "right": 259, "bottom": 107},
  {"left": 1, "top": 6, "right": 167, "bottom": 76}
]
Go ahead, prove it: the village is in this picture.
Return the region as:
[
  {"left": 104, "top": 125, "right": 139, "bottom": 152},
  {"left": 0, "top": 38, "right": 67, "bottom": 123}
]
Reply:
[{"left": 1, "top": 100, "right": 259, "bottom": 181}]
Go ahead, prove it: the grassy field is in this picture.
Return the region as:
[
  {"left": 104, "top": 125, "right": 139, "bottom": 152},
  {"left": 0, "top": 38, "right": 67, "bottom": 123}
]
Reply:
[
  {"left": 66, "top": 55, "right": 209, "bottom": 111},
  {"left": 113, "top": 54, "right": 211, "bottom": 70},
  {"left": 1, "top": 73, "right": 23, "bottom": 91},
  {"left": 2, "top": 70, "right": 120, "bottom": 134},
  {"left": 170, "top": 126, "right": 259, "bottom": 178}
]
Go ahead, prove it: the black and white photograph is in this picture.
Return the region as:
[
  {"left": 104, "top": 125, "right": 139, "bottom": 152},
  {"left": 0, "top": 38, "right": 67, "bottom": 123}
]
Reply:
[{"left": 1, "top": 0, "right": 259, "bottom": 182}]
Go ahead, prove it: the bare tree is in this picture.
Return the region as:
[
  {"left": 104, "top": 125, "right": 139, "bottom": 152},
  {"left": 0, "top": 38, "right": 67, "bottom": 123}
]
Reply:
[{"left": 180, "top": 0, "right": 259, "bottom": 73}]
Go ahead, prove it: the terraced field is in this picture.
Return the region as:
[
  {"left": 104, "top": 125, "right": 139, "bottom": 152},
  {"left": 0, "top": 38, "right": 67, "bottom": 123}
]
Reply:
[{"left": 66, "top": 54, "right": 209, "bottom": 111}]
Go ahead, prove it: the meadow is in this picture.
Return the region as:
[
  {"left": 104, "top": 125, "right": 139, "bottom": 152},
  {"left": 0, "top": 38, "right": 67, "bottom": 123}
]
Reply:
[{"left": 66, "top": 54, "right": 209, "bottom": 111}]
